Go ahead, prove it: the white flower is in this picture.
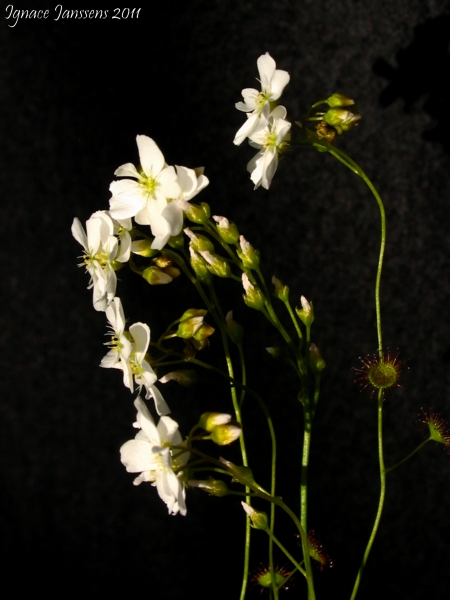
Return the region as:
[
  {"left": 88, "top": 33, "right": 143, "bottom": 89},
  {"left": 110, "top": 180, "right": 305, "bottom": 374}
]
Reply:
[
  {"left": 158, "top": 165, "right": 210, "bottom": 242},
  {"left": 110, "top": 215, "right": 132, "bottom": 263},
  {"left": 71, "top": 211, "right": 118, "bottom": 311},
  {"left": 100, "top": 315, "right": 170, "bottom": 415},
  {"left": 100, "top": 297, "right": 133, "bottom": 380},
  {"left": 234, "top": 52, "right": 290, "bottom": 146},
  {"left": 247, "top": 106, "right": 291, "bottom": 190},
  {"left": 109, "top": 135, "right": 181, "bottom": 250},
  {"left": 120, "top": 397, "right": 189, "bottom": 516}
]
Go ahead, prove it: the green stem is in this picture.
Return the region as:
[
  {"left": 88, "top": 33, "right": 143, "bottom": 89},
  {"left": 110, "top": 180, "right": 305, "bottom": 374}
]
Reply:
[
  {"left": 265, "top": 530, "right": 307, "bottom": 578},
  {"left": 300, "top": 409, "right": 312, "bottom": 533},
  {"left": 386, "top": 437, "right": 431, "bottom": 473},
  {"left": 349, "top": 390, "right": 386, "bottom": 600}
]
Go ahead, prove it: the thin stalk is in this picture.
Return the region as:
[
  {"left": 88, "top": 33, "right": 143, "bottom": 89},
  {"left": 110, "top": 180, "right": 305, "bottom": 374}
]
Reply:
[
  {"left": 386, "top": 437, "right": 431, "bottom": 473},
  {"left": 349, "top": 390, "right": 386, "bottom": 600},
  {"left": 266, "top": 530, "right": 307, "bottom": 578}
]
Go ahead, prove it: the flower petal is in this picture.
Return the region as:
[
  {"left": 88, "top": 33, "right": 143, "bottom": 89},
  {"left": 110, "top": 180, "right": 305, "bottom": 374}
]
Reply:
[{"left": 136, "top": 135, "right": 164, "bottom": 177}]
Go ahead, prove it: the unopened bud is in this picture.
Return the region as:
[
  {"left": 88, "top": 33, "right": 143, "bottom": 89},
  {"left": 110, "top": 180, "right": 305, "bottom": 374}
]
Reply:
[
  {"left": 182, "top": 202, "right": 210, "bottom": 224},
  {"left": 226, "top": 310, "right": 244, "bottom": 344},
  {"left": 272, "top": 276, "right": 290, "bottom": 302},
  {"left": 237, "top": 235, "right": 260, "bottom": 270},
  {"left": 159, "top": 370, "right": 198, "bottom": 387},
  {"left": 141, "top": 266, "right": 173, "bottom": 285},
  {"left": 199, "top": 412, "right": 232, "bottom": 431},
  {"left": 242, "top": 273, "right": 265, "bottom": 311},
  {"left": 241, "top": 502, "right": 269, "bottom": 530},
  {"left": 309, "top": 343, "right": 326, "bottom": 373},
  {"left": 326, "top": 93, "right": 355, "bottom": 107},
  {"left": 167, "top": 232, "right": 185, "bottom": 250},
  {"left": 176, "top": 316, "right": 204, "bottom": 338},
  {"left": 184, "top": 228, "right": 215, "bottom": 253},
  {"left": 219, "top": 458, "right": 255, "bottom": 485},
  {"left": 131, "top": 239, "right": 158, "bottom": 257},
  {"left": 296, "top": 295, "right": 314, "bottom": 326},
  {"left": 323, "top": 107, "right": 361, "bottom": 135},
  {"left": 213, "top": 215, "right": 240, "bottom": 244},
  {"left": 189, "top": 247, "right": 212, "bottom": 283},
  {"left": 199, "top": 251, "right": 231, "bottom": 278},
  {"left": 211, "top": 423, "right": 242, "bottom": 445},
  {"left": 266, "top": 346, "right": 283, "bottom": 359},
  {"left": 192, "top": 322, "right": 215, "bottom": 341},
  {"left": 189, "top": 478, "right": 229, "bottom": 497}
]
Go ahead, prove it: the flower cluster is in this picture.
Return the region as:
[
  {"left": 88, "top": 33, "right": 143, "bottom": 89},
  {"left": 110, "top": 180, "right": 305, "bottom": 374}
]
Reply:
[
  {"left": 120, "top": 397, "right": 189, "bottom": 516},
  {"left": 234, "top": 53, "right": 291, "bottom": 189}
]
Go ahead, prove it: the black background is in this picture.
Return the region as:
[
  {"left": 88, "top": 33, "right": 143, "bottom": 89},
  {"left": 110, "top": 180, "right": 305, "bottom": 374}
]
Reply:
[{"left": 1, "top": 1, "right": 450, "bottom": 598}]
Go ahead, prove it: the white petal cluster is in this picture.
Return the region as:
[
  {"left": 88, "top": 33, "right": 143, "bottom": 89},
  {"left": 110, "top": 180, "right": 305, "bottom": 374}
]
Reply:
[
  {"left": 234, "top": 54, "right": 291, "bottom": 190},
  {"left": 120, "top": 397, "right": 189, "bottom": 516},
  {"left": 234, "top": 52, "right": 290, "bottom": 146},
  {"left": 109, "top": 136, "right": 209, "bottom": 250},
  {"left": 71, "top": 211, "right": 119, "bottom": 311},
  {"left": 247, "top": 106, "right": 291, "bottom": 190},
  {"left": 100, "top": 299, "right": 169, "bottom": 416}
]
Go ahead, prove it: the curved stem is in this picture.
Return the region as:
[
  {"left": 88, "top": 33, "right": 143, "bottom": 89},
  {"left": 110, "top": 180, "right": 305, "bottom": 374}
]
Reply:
[
  {"left": 386, "top": 437, "right": 431, "bottom": 473},
  {"left": 265, "top": 530, "right": 307, "bottom": 578},
  {"left": 349, "top": 390, "right": 386, "bottom": 600}
]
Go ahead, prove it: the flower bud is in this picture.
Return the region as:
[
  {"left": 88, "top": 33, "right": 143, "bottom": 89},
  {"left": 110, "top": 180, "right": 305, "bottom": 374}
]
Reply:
[
  {"left": 219, "top": 459, "right": 255, "bottom": 485},
  {"left": 241, "top": 502, "right": 269, "bottom": 530},
  {"left": 266, "top": 346, "right": 283, "bottom": 359},
  {"left": 159, "top": 370, "right": 198, "bottom": 387},
  {"left": 237, "top": 235, "right": 260, "bottom": 270},
  {"left": 323, "top": 107, "right": 361, "bottom": 135},
  {"left": 184, "top": 228, "right": 215, "bottom": 253},
  {"left": 226, "top": 311, "right": 244, "bottom": 344},
  {"left": 326, "top": 93, "right": 355, "bottom": 107},
  {"left": 242, "top": 274, "right": 265, "bottom": 311},
  {"left": 295, "top": 295, "right": 314, "bottom": 326},
  {"left": 210, "top": 423, "right": 242, "bottom": 445},
  {"left": 183, "top": 202, "right": 210, "bottom": 224},
  {"left": 189, "top": 478, "right": 229, "bottom": 497},
  {"left": 199, "top": 412, "right": 232, "bottom": 431},
  {"left": 199, "top": 251, "right": 231, "bottom": 278},
  {"left": 176, "top": 316, "right": 204, "bottom": 338},
  {"left": 141, "top": 266, "right": 173, "bottom": 285},
  {"left": 309, "top": 343, "right": 326, "bottom": 373},
  {"left": 189, "top": 247, "right": 212, "bottom": 283},
  {"left": 213, "top": 215, "right": 240, "bottom": 244},
  {"left": 192, "top": 322, "right": 215, "bottom": 342},
  {"left": 272, "top": 276, "right": 290, "bottom": 302},
  {"left": 131, "top": 239, "right": 159, "bottom": 257},
  {"left": 167, "top": 232, "right": 185, "bottom": 250}
]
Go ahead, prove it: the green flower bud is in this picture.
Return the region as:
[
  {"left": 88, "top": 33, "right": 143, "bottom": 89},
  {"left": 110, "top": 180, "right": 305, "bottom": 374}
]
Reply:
[
  {"left": 131, "top": 239, "right": 159, "bottom": 257},
  {"left": 199, "top": 251, "right": 231, "bottom": 278},
  {"left": 192, "top": 322, "right": 215, "bottom": 342},
  {"left": 266, "top": 346, "right": 283, "bottom": 359},
  {"left": 225, "top": 311, "right": 244, "bottom": 344},
  {"left": 213, "top": 215, "right": 240, "bottom": 244},
  {"left": 180, "top": 308, "right": 208, "bottom": 320},
  {"left": 159, "top": 370, "right": 198, "bottom": 387},
  {"left": 210, "top": 423, "right": 242, "bottom": 445},
  {"left": 242, "top": 274, "right": 265, "bottom": 311},
  {"left": 295, "top": 295, "right": 314, "bottom": 326},
  {"left": 184, "top": 228, "right": 215, "bottom": 253},
  {"left": 220, "top": 459, "right": 255, "bottom": 486},
  {"left": 237, "top": 235, "right": 260, "bottom": 270},
  {"left": 241, "top": 502, "right": 269, "bottom": 530},
  {"left": 272, "top": 276, "right": 290, "bottom": 302},
  {"left": 198, "top": 412, "right": 232, "bottom": 431},
  {"left": 184, "top": 202, "right": 210, "bottom": 224},
  {"left": 176, "top": 316, "right": 204, "bottom": 338},
  {"left": 141, "top": 266, "right": 173, "bottom": 285},
  {"left": 189, "top": 247, "right": 212, "bottom": 283},
  {"left": 167, "top": 232, "right": 185, "bottom": 250},
  {"left": 188, "top": 478, "right": 229, "bottom": 497},
  {"left": 309, "top": 343, "right": 326, "bottom": 373},
  {"left": 326, "top": 93, "right": 355, "bottom": 107},
  {"left": 323, "top": 107, "right": 361, "bottom": 135}
]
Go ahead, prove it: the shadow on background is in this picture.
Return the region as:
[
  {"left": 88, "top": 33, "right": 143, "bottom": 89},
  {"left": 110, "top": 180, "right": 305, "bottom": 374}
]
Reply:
[{"left": 374, "top": 12, "right": 450, "bottom": 153}]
